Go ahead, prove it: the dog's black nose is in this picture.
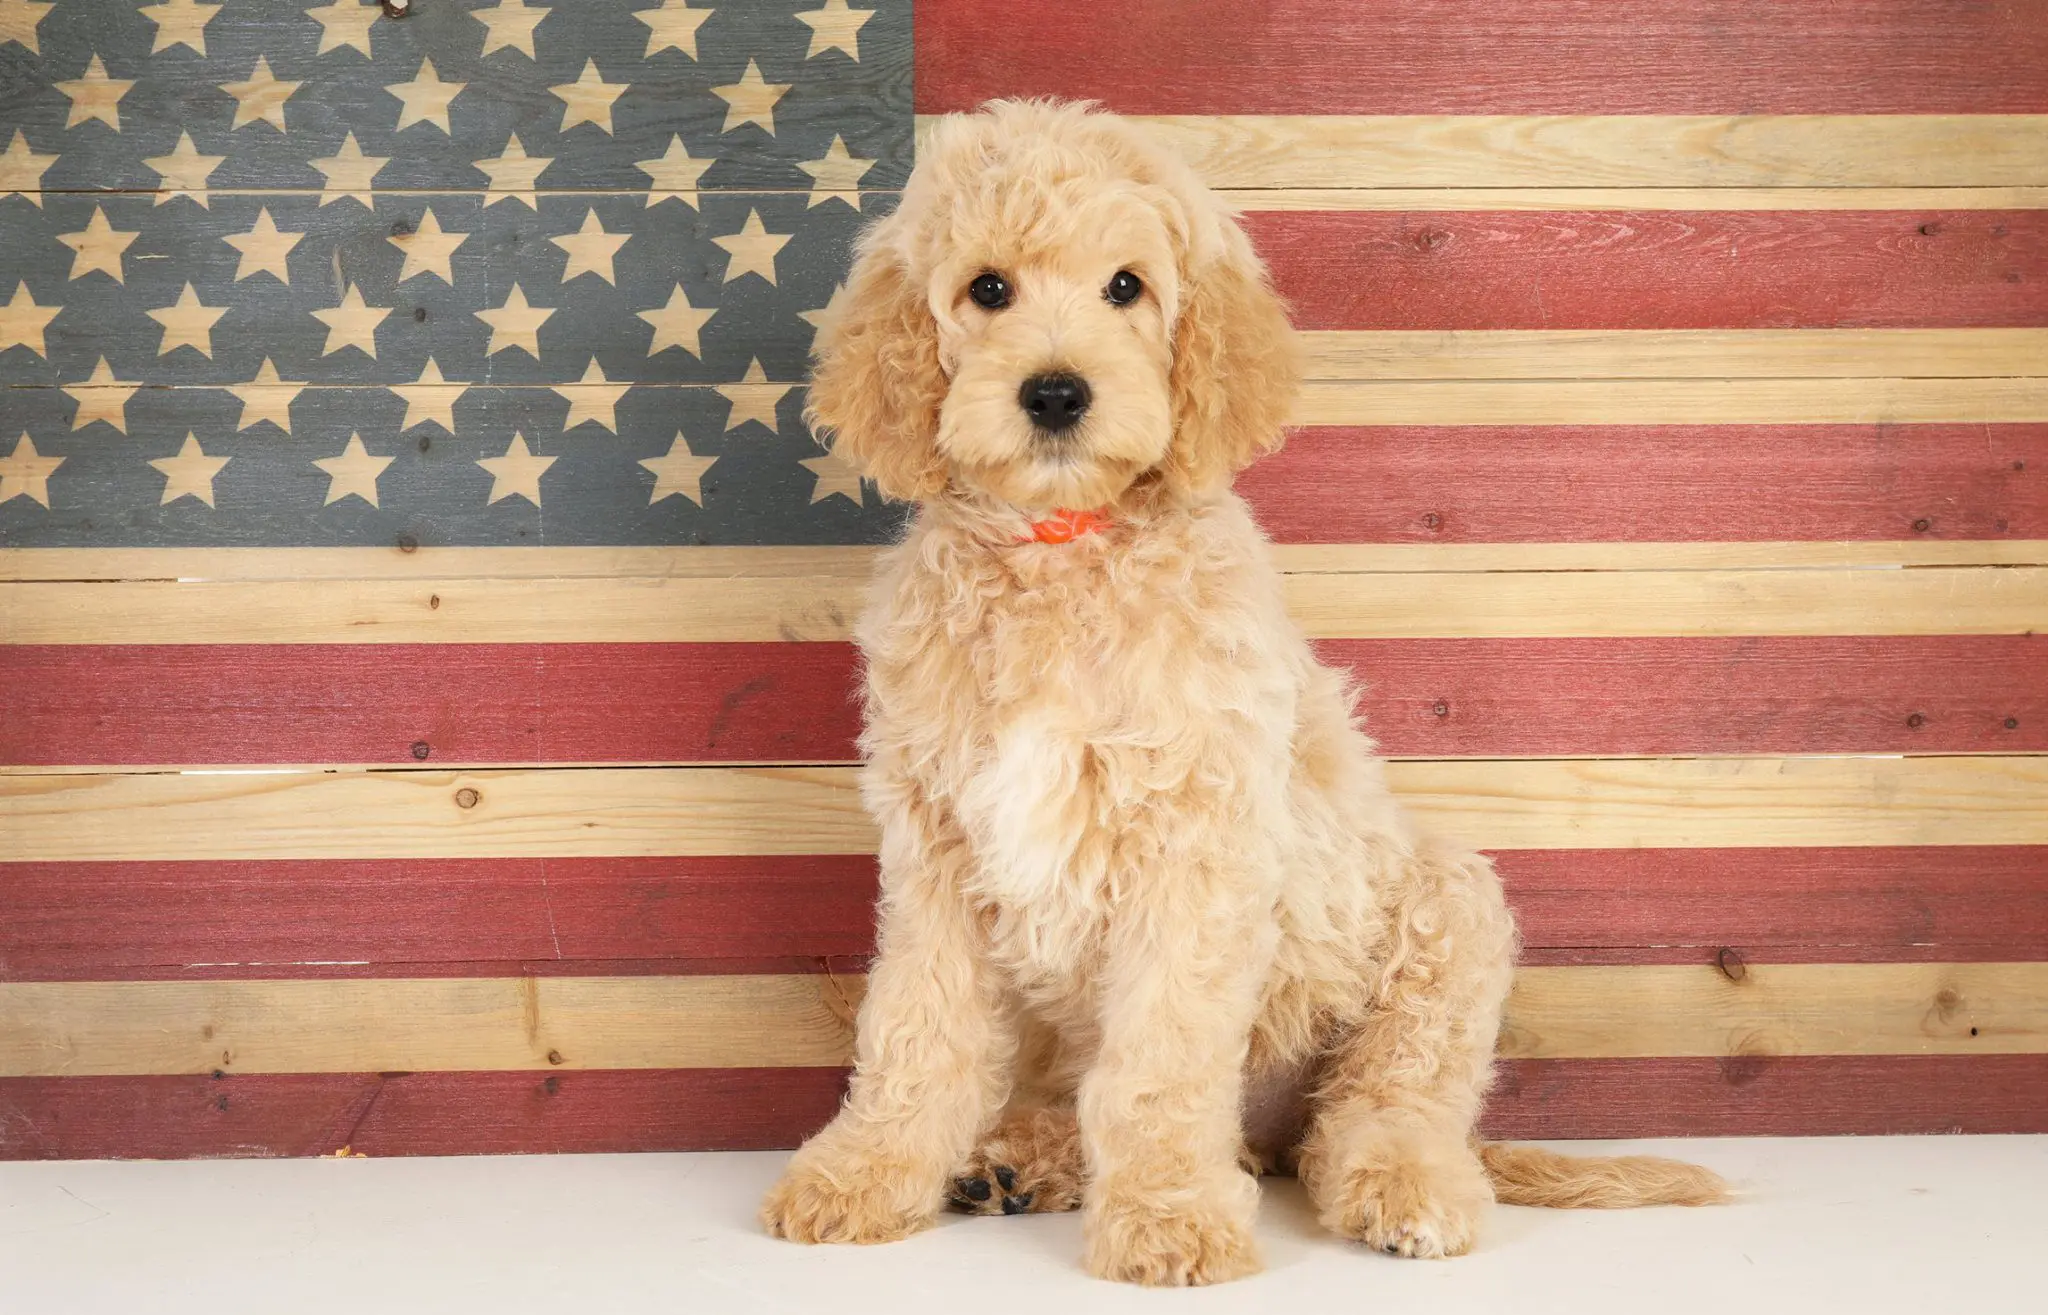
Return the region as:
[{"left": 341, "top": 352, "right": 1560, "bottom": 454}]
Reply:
[{"left": 1018, "top": 372, "right": 1090, "bottom": 433}]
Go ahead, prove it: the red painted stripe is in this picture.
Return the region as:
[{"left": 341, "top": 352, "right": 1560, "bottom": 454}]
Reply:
[
  {"left": 5, "top": 1056, "right": 2042, "bottom": 1158},
  {"left": 916, "top": 0, "right": 2048, "bottom": 115},
  {"left": 0, "top": 1069, "right": 850, "bottom": 1160},
  {"left": 1244, "top": 425, "right": 2047, "bottom": 544},
  {"left": 5, "top": 848, "right": 2040, "bottom": 980},
  {"left": 8, "top": 634, "right": 2042, "bottom": 768},
  {"left": 0, "top": 643, "right": 864, "bottom": 766},
  {"left": 1246, "top": 212, "right": 2047, "bottom": 331}
]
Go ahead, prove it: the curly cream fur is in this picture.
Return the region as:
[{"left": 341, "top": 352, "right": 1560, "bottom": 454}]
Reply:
[{"left": 761, "top": 99, "right": 1724, "bottom": 1286}]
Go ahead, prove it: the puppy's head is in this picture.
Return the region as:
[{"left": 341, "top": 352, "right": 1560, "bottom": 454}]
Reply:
[{"left": 806, "top": 100, "right": 1299, "bottom": 513}]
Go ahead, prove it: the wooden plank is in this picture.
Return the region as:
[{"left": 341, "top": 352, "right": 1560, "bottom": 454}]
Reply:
[
  {"left": 6, "top": 540, "right": 2047, "bottom": 583},
  {"left": 1301, "top": 330, "right": 2048, "bottom": 379},
  {"left": 0, "top": 192, "right": 887, "bottom": 388},
  {"left": 4, "top": 757, "right": 2046, "bottom": 861},
  {"left": 5, "top": 847, "right": 2041, "bottom": 981},
  {"left": 0, "top": 1069, "right": 853, "bottom": 1159},
  {"left": 1255, "top": 212, "right": 2047, "bottom": 333},
  {"left": 1482, "top": 1055, "right": 2048, "bottom": 1139},
  {"left": 8, "top": 1056, "right": 2044, "bottom": 1158},
  {"left": 5, "top": 565, "right": 2043, "bottom": 644},
  {"left": 1114, "top": 115, "right": 2048, "bottom": 189},
  {"left": 4, "top": 961, "right": 2044, "bottom": 1076},
  {"left": 1293, "top": 378, "right": 2048, "bottom": 426},
  {"left": 1499, "top": 962, "right": 2048, "bottom": 1059},
  {"left": 0, "top": 975, "right": 863, "bottom": 1076},
  {"left": 1223, "top": 188, "right": 2048, "bottom": 212},
  {"left": 4, "top": 635, "right": 2041, "bottom": 768},
  {"left": 6, "top": 2, "right": 914, "bottom": 194},
  {"left": 915, "top": 0, "right": 2048, "bottom": 116},
  {"left": 1239, "top": 424, "right": 2048, "bottom": 546}
]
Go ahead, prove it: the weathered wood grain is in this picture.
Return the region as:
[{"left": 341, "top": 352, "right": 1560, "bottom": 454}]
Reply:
[
  {"left": 5, "top": 847, "right": 2042, "bottom": 981},
  {"left": 1293, "top": 378, "right": 2048, "bottom": 426},
  {"left": 8, "top": 1055, "right": 2045, "bottom": 1158},
  {"left": 1238, "top": 424, "right": 2047, "bottom": 545},
  {"left": 916, "top": 0, "right": 2048, "bottom": 116},
  {"left": 4, "top": 636, "right": 2041, "bottom": 768},
  {"left": 5, "top": 565, "right": 2043, "bottom": 644},
  {"left": 1225, "top": 188, "right": 2048, "bottom": 212},
  {"left": 1255, "top": 211, "right": 2047, "bottom": 332},
  {"left": 8, "top": 540, "right": 2047, "bottom": 582},
  {"left": 1300, "top": 331, "right": 2048, "bottom": 379},
  {"left": 2, "top": 0, "right": 914, "bottom": 193},
  {"left": 4, "top": 961, "right": 2043, "bottom": 1076},
  {"left": 4, "top": 757, "right": 2046, "bottom": 861},
  {"left": 1115, "top": 115, "right": 2048, "bottom": 189}
]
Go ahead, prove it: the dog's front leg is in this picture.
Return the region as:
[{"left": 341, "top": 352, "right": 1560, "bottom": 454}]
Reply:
[
  {"left": 1078, "top": 835, "right": 1278, "bottom": 1286},
  {"left": 761, "top": 796, "right": 1012, "bottom": 1245}
]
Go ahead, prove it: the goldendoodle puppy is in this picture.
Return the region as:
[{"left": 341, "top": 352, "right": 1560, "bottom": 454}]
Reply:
[{"left": 762, "top": 99, "right": 1724, "bottom": 1285}]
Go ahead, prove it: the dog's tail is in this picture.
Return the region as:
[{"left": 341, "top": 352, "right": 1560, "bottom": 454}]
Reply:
[{"left": 1477, "top": 1142, "right": 1730, "bottom": 1208}]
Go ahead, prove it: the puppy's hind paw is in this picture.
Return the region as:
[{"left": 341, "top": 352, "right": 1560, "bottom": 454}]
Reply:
[{"left": 949, "top": 1106, "right": 1083, "bottom": 1217}]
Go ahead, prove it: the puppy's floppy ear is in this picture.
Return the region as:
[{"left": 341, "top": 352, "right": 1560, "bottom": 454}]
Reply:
[
  {"left": 804, "top": 213, "right": 949, "bottom": 503},
  {"left": 1163, "top": 216, "right": 1301, "bottom": 494}
]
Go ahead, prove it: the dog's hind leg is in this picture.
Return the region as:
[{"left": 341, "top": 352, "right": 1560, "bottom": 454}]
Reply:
[{"left": 1296, "top": 844, "right": 1517, "bottom": 1259}]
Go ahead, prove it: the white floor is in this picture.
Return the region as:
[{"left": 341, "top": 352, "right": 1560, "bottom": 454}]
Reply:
[{"left": 3, "top": 1137, "right": 2043, "bottom": 1314}]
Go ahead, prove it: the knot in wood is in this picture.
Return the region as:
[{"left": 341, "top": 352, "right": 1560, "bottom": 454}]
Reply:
[
  {"left": 455, "top": 787, "right": 480, "bottom": 809},
  {"left": 1715, "top": 946, "right": 1748, "bottom": 981}
]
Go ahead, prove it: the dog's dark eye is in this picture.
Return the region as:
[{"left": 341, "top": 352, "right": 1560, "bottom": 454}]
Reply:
[
  {"left": 968, "top": 272, "right": 1011, "bottom": 310},
  {"left": 1105, "top": 270, "right": 1142, "bottom": 306}
]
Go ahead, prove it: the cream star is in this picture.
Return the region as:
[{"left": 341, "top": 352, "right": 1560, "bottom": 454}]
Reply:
[
  {"left": 549, "top": 207, "right": 629, "bottom": 284},
  {"left": 220, "top": 55, "right": 301, "bottom": 131},
  {"left": 0, "top": 129, "right": 57, "bottom": 204},
  {"left": 0, "top": 282, "right": 60, "bottom": 356},
  {"left": 313, "top": 432, "right": 394, "bottom": 507},
  {"left": 65, "top": 358, "right": 140, "bottom": 432},
  {"left": 387, "top": 57, "right": 465, "bottom": 133},
  {"left": 476, "top": 432, "right": 556, "bottom": 506},
  {"left": 634, "top": 0, "right": 709, "bottom": 58},
  {"left": 638, "top": 282, "right": 714, "bottom": 357},
  {"left": 795, "top": 0, "right": 872, "bottom": 60},
  {"left": 796, "top": 135, "right": 875, "bottom": 207},
  {"left": 473, "top": 133, "right": 550, "bottom": 205},
  {"left": 713, "top": 208, "right": 790, "bottom": 285},
  {"left": 635, "top": 134, "right": 711, "bottom": 208},
  {"left": 139, "top": 0, "right": 221, "bottom": 56},
  {"left": 710, "top": 59, "right": 787, "bottom": 135},
  {"left": 798, "top": 280, "right": 847, "bottom": 334},
  {"left": 557, "top": 358, "right": 629, "bottom": 432},
  {"left": 311, "top": 283, "right": 390, "bottom": 358},
  {"left": 305, "top": 0, "right": 377, "bottom": 57},
  {"left": 550, "top": 57, "right": 627, "bottom": 134},
  {"left": 392, "top": 358, "right": 465, "bottom": 432},
  {"left": 0, "top": 432, "right": 61, "bottom": 506},
  {"left": 54, "top": 55, "right": 135, "bottom": 131},
  {"left": 473, "top": 0, "right": 547, "bottom": 57},
  {"left": 147, "top": 282, "right": 227, "bottom": 357},
  {"left": 229, "top": 358, "right": 303, "bottom": 433},
  {"left": 150, "top": 433, "right": 230, "bottom": 507},
  {"left": 308, "top": 130, "right": 388, "bottom": 205},
  {"left": 802, "top": 450, "right": 867, "bottom": 505},
  {"left": 142, "top": 130, "right": 224, "bottom": 206},
  {"left": 389, "top": 207, "right": 465, "bottom": 283},
  {"left": 56, "top": 207, "right": 138, "bottom": 282},
  {"left": 639, "top": 435, "right": 716, "bottom": 505},
  {"left": 224, "top": 207, "right": 304, "bottom": 283},
  {"left": 715, "top": 358, "right": 793, "bottom": 433},
  {"left": 476, "top": 283, "right": 554, "bottom": 356},
  {"left": 0, "top": 0, "right": 55, "bottom": 54}
]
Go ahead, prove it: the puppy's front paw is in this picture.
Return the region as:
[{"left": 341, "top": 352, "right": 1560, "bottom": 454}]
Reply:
[
  {"left": 761, "top": 1148, "right": 937, "bottom": 1245},
  {"left": 949, "top": 1107, "right": 1084, "bottom": 1216},
  {"left": 1318, "top": 1148, "right": 1491, "bottom": 1259},
  {"left": 1083, "top": 1193, "right": 1261, "bottom": 1286}
]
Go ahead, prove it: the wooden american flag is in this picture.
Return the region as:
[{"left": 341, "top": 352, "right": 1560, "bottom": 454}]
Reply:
[{"left": 1, "top": 0, "right": 2045, "bottom": 1157}]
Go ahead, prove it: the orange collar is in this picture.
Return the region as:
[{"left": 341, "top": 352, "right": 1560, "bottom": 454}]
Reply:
[{"left": 1018, "top": 507, "right": 1113, "bottom": 545}]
